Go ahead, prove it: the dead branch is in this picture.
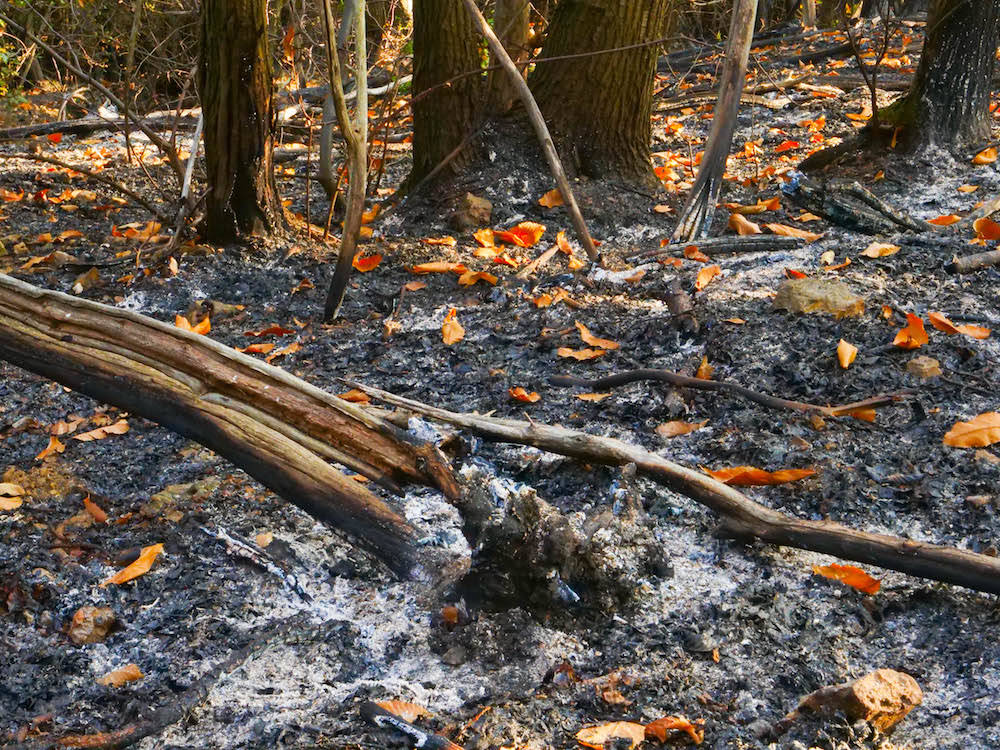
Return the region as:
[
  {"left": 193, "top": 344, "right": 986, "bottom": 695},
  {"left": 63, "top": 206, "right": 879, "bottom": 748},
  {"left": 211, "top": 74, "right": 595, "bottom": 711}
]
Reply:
[
  {"left": 460, "top": 0, "right": 598, "bottom": 262},
  {"left": 350, "top": 382, "right": 1000, "bottom": 596},
  {"left": 549, "top": 368, "right": 909, "bottom": 417},
  {"left": 946, "top": 249, "right": 1000, "bottom": 274},
  {"left": 628, "top": 235, "right": 804, "bottom": 261}
]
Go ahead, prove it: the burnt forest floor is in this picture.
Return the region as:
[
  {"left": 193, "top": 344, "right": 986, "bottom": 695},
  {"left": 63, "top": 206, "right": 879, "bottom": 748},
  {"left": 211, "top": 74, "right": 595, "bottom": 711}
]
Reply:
[{"left": 2, "top": 16, "right": 1000, "bottom": 750}]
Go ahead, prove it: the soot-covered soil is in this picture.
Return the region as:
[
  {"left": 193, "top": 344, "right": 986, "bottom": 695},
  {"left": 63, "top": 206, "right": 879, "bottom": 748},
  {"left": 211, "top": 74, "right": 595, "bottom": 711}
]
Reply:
[{"left": 3, "top": 19, "right": 1000, "bottom": 750}]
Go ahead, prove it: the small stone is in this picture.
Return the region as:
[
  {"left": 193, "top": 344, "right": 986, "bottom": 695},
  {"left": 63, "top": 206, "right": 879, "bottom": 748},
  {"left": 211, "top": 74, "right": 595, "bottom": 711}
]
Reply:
[
  {"left": 966, "top": 495, "right": 992, "bottom": 508},
  {"left": 441, "top": 645, "right": 468, "bottom": 666},
  {"left": 69, "top": 606, "right": 116, "bottom": 645},
  {"left": 844, "top": 668, "right": 922, "bottom": 731},
  {"left": 449, "top": 193, "right": 492, "bottom": 230},
  {"left": 773, "top": 278, "right": 865, "bottom": 318},
  {"left": 906, "top": 356, "right": 942, "bottom": 378}
]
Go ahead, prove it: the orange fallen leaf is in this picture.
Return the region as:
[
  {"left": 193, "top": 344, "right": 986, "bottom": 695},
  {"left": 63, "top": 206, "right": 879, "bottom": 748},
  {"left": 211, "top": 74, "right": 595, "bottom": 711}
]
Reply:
[
  {"left": 473, "top": 228, "right": 495, "bottom": 248},
  {"left": 684, "top": 245, "right": 711, "bottom": 263},
  {"left": 36, "top": 435, "right": 65, "bottom": 461},
  {"left": 724, "top": 318, "right": 745, "bottom": 324},
  {"left": 556, "top": 230, "right": 574, "bottom": 255},
  {"left": 575, "top": 321, "right": 619, "bottom": 350},
  {"left": 237, "top": 342, "right": 275, "bottom": 354},
  {"left": 728, "top": 213, "right": 761, "bottom": 235},
  {"left": 724, "top": 196, "right": 781, "bottom": 214},
  {"left": 860, "top": 242, "right": 900, "bottom": 258},
  {"left": 245, "top": 325, "right": 295, "bottom": 337},
  {"left": 538, "top": 188, "right": 564, "bottom": 208},
  {"left": 265, "top": 341, "right": 301, "bottom": 363},
  {"left": 838, "top": 407, "right": 877, "bottom": 423},
  {"left": 47, "top": 133, "right": 63, "bottom": 144},
  {"left": 785, "top": 268, "right": 808, "bottom": 279},
  {"left": 928, "top": 214, "right": 961, "bottom": 226},
  {"left": 421, "top": 235, "right": 457, "bottom": 246},
  {"left": 404, "top": 281, "right": 427, "bottom": 292},
  {"left": 97, "top": 663, "right": 144, "bottom": 687},
  {"left": 457, "top": 270, "right": 498, "bottom": 286},
  {"left": 492, "top": 252, "right": 520, "bottom": 268},
  {"left": 927, "top": 311, "right": 990, "bottom": 339},
  {"left": 337, "top": 388, "right": 371, "bottom": 403},
  {"left": 656, "top": 420, "right": 708, "bottom": 438},
  {"left": 702, "top": 466, "right": 816, "bottom": 486},
  {"left": 576, "top": 721, "right": 646, "bottom": 749},
  {"left": 765, "top": 222, "right": 823, "bottom": 242},
  {"left": 695, "top": 264, "right": 721, "bottom": 291},
  {"left": 973, "top": 217, "right": 1000, "bottom": 241},
  {"left": 375, "top": 701, "right": 430, "bottom": 723},
  {"left": 352, "top": 252, "right": 382, "bottom": 272},
  {"left": 812, "top": 563, "right": 880, "bottom": 595},
  {"left": 972, "top": 146, "right": 998, "bottom": 165},
  {"left": 892, "top": 313, "right": 928, "bottom": 349},
  {"left": 509, "top": 387, "right": 540, "bottom": 403},
  {"left": 410, "top": 261, "right": 467, "bottom": 274},
  {"left": 645, "top": 715, "right": 705, "bottom": 744},
  {"left": 73, "top": 419, "right": 130, "bottom": 442},
  {"left": 494, "top": 221, "right": 546, "bottom": 247},
  {"left": 837, "top": 339, "right": 857, "bottom": 369},
  {"left": 695, "top": 355, "right": 713, "bottom": 380},
  {"left": 442, "top": 308, "right": 464, "bottom": 345},
  {"left": 943, "top": 412, "right": 1000, "bottom": 448},
  {"left": 0, "top": 188, "right": 24, "bottom": 202},
  {"left": 0, "top": 497, "right": 23, "bottom": 511},
  {"left": 576, "top": 392, "right": 612, "bottom": 402},
  {"left": 175, "top": 314, "right": 211, "bottom": 335},
  {"left": 83, "top": 496, "right": 108, "bottom": 523},
  {"left": 957, "top": 184, "right": 980, "bottom": 194},
  {"left": 557, "top": 347, "right": 606, "bottom": 361},
  {"left": 101, "top": 543, "right": 164, "bottom": 587},
  {"left": 0, "top": 483, "right": 25, "bottom": 498},
  {"left": 822, "top": 258, "right": 851, "bottom": 272},
  {"left": 775, "top": 140, "right": 800, "bottom": 153}
]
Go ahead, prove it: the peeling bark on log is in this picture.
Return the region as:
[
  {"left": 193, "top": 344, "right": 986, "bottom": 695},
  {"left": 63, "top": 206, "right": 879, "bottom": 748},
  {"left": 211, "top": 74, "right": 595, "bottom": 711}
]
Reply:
[{"left": 0, "top": 273, "right": 458, "bottom": 578}]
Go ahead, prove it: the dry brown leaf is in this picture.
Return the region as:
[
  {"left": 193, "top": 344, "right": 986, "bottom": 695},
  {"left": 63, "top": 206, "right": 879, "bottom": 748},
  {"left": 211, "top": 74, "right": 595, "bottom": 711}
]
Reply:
[
  {"left": 812, "top": 563, "right": 881, "bottom": 594},
  {"left": 403, "top": 281, "right": 427, "bottom": 292},
  {"left": 928, "top": 214, "right": 961, "bottom": 226},
  {"left": 352, "top": 252, "right": 382, "bottom": 272},
  {"left": 509, "top": 386, "right": 540, "bottom": 403},
  {"left": 538, "top": 188, "right": 564, "bottom": 208},
  {"left": 656, "top": 420, "right": 708, "bottom": 438},
  {"left": 943, "top": 412, "right": 1000, "bottom": 448},
  {"left": 837, "top": 339, "right": 858, "bottom": 369},
  {"left": 245, "top": 325, "right": 295, "bottom": 338},
  {"left": 695, "top": 264, "right": 722, "bottom": 291},
  {"left": 337, "top": 388, "right": 371, "bottom": 404},
  {"left": 892, "top": 313, "right": 928, "bottom": 349},
  {"left": 83, "top": 496, "right": 108, "bottom": 523},
  {"left": 494, "top": 221, "right": 546, "bottom": 247},
  {"left": 473, "top": 228, "right": 495, "bottom": 248},
  {"left": 645, "top": 715, "right": 705, "bottom": 744},
  {"left": 255, "top": 532, "right": 273, "bottom": 548},
  {"left": 724, "top": 317, "right": 745, "bottom": 324},
  {"left": 0, "top": 497, "right": 23, "bottom": 511},
  {"left": 457, "top": 271, "right": 498, "bottom": 286},
  {"left": 409, "top": 262, "right": 467, "bottom": 274},
  {"left": 972, "top": 146, "right": 998, "bottom": 165},
  {"left": 421, "top": 235, "right": 457, "bottom": 246},
  {"left": 575, "top": 321, "right": 619, "bottom": 350},
  {"left": 576, "top": 392, "right": 612, "bottom": 402},
  {"left": 958, "top": 184, "right": 980, "bottom": 194},
  {"left": 728, "top": 213, "right": 761, "bottom": 235},
  {"left": 175, "top": 314, "right": 211, "bottom": 335},
  {"left": 765, "top": 222, "right": 823, "bottom": 241},
  {"left": 442, "top": 308, "right": 465, "bottom": 345},
  {"left": 51, "top": 417, "right": 87, "bottom": 435},
  {"left": 684, "top": 245, "right": 711, "bottom": 263},
  {"left": 375, "top": 700, "right": 431, "bottom": 724},
  {"left": 236, "top": 343, "right": 275, "bottom": 354},
  {"left": 265, "top": 341, "right": 301, "bottom": 363},
  {"left": 0, "top": 483, "right": 25, "bottom": 497},
  {"left": 101, "top": 543, "right": 164, "bottom": 587},
  {"left": 702, "top": 466, "right": 816, "bottom": 486},
  {"left": 695, "top": 355, "right": 713, "bottom": 380},
  {"left": 860, "top": 242, "right": 900, "bottom": 258},
  {"left": 72, "top": 419, "right": 130, "bottom": 442},
  {"left": 927, "top": 311, "right": 991, "bottom": 339},
  {"left": 557, "top": 347, "right": 606, "bottom": 361},
  {"left": 97, "top": 663, "right": 144, "bottom": 687},
  {"left": 576, "top": 721, "right": 646, "bottom": 749},
  {"left": 36, "top": 435, "right": 65, "bottom": 461}
]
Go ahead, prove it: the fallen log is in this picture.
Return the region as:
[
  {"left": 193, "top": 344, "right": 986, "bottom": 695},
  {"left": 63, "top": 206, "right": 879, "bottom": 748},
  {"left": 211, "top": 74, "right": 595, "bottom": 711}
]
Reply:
[
  {"left": 0, "top": 273, "right": 458, "bottom": 578},
  {"left": 350, "top": 382, "right": 1000, "bottom": 597}
]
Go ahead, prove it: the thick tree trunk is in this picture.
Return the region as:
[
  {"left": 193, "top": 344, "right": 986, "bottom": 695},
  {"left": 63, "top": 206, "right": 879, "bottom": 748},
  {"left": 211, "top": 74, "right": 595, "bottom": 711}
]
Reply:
[
  {"left": 528, "top": 0, "right": 671, "bottom": 187},
  {"left": 0, "top": 274, "right": 459, "bottom": 578},
  {"left": 487, "top": 0, "right": 531, "bottom": 114},
  {"left": 198, "top": 0, "right": 284, "bottom": 243},
  {"left": 886, "top": 0, "right": 1000, "bottom": 148},
  {"left": 817, "top": 0, "right": 848, "bottom": 26},
  {"left": 408, "top": 0, "right": 480, "bottom": 184}
]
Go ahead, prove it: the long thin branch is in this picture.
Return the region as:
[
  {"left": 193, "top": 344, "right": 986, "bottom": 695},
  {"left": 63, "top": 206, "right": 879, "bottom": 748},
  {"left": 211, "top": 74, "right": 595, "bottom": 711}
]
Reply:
[
  {"left": 349, "top": 382, "right": 1000, "bottom": 596},
  {"left": 460, "top": 0, "right": 598, "bottom": 261}
]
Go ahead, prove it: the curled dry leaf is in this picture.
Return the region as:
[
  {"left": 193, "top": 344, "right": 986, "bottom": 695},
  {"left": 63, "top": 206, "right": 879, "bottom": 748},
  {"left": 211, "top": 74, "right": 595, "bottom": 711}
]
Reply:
[
  {"left": 695, "top": 264, "right": 722, "bottom": 291},
  {"left": 494, "top": 221, "right": 546, "bottom": 247},
  {"left": 244, "top": 325, "right": 295, "bottom": 337},
  {"left": 0, "top": 497, "right": 23, "bottom": 511},
  {"left": 83, "top": 496, "right": 108, "bottom": 523},
  {"left": 409, "top": 262, "right": 467, "bottom": 274},
  {"left": 237, "top": 343, "right": 275, "bottom": 355},
  {"left": 375, "top": 701, "right": 431, "bottom": 724},
  {"left": 973, "top": 217, "right": 1000, "bottom": 241},
  {"left": 575, "top": 321, "right": 619, "bottom": 350},
  {"left": 255, "top": 532, "right": 274, "bottom": 548},
  {"left": 473, "top": 228, "right": 495, "bottom": 248},
  {"left": 337, "top": 388, "right": 371, "bottom": 404},
  {"left": 837, "top": 339, "right": 858, "bottom": 369},
  {"left": 538, "top": 188, "right": 564, "bottom": 208},
  {"left": 812, "top": 563, "right": 881, "bottom": 595},
  {"left": 73, "top": 419, "right": 129, "bottom": 442},
  {"left": 702, "top": 466, "right": 816, "bottom": 486},
  {"left": 0, "top": 483, "right": 25, "bottom": 497},
  {"left": 684, "top": 245, "right": 711, "bottom": 263},
  {"left": 174, "top": 314, "right": 211, "bottom": 335},
  {"left": 928, "top": 214, "right": 961, "bottom": 226},
  {"left": 957, "top": 184, "right": 980, "bottom": 194},
  {"left": 421, "top": 235, "right": 457, "bottom": 246},
  {"left": 36, "top": 435, "right": 65, "bottom": 461},
  {"left": 724, "top": 196, "right": 780, "bottom": 214},
  {"left": 576, "top": 721, "right": 646, "bottom": 749},
  {"left": 765, "top": 222, "right": 823, "bottom": 242},
  {"left": 645, "top": 715, "right": 705, "bottom": 744},
  {"left": 101, "top": 543, "right": 164, "bottom": 587},
  {"left": 442, "top": 308, "right": 465, "bottom": 345},
  {"left": 728, "top": 213, "right": 761, "bottom": 235},
  {"left": 695, "top": 355, "right": 713, "bottom": 380},
  {"left": 556, "top": 230, "right": 574, "bottom": 255},
  {"left": 97, "top": 663, "right": 145, "bottom": 687},
  {"left": 927, "top": 311, "right": 991, "bottom": 339},
  {"left": 860, "top": 242, "right": 900, "bottom": 258},
  {"left": 266, "top": 341, "right": 301, "bottom": 363},
  {"left": 943, "top": 412, "right": 1000, "bottom": 448},
  {"left": 892, "top": 313, "right": 928, "bottom": 349},
  {"left": 509, "top": 387, "right": 540, "bottom": 403},
  {"left": 457, "top": 271, "right": 498, "bottom": 286},
  {"left": 656, "top": 420, "right": 708, "bottom": 438},
  {"left": 576, "top": 392, "right": 612, "bottom": 402},
  {"left": 352, "top": 252, "right": 382, "bottom": 272},
  {"left": 558, "top": 347, "right": 606, "bottom": 361},
  {"left": 972, "top": 146, "right": 998, "bottom": 165}
]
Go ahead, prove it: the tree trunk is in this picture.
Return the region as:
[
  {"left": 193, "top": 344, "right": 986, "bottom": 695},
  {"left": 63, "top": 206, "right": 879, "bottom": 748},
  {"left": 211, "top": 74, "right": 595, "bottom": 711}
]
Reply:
[
  {"left": 487, "top": 0, "right": 531, "bottom": 114},
  {"left": 817, "top": 0, "right": 848, "bottom": 26},
  {"left": 408, "top": 0, "right": 480, "bottom": 184},
  {"left": 886, "top": 0, "right": 1000, "bottom": 148},
  {"left": 528, "top": 0, "right": 671, "bottom": 187},
  {"left": 198, "top": 0, "right": 284, "bottom": 244}
]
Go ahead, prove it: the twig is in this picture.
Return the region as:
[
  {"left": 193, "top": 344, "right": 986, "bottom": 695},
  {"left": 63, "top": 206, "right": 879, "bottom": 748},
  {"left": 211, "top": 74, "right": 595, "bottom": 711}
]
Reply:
[
  {"left": 348, "top": 382, "right": 1000, "bottom": 596},
  {"left": 460, "top": 0, "right": 598, "bottom": 261},
  {"left": 945, "top": 249, "right": 1000, "bottom": 274},
  {"left": 628, "top": 235, "right": 804, "bottom": 261}
]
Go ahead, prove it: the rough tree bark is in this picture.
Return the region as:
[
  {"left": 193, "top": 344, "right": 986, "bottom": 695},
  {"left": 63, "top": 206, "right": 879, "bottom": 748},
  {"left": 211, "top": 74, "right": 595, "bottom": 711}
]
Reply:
[
  {"left": 487, "top": 0, "right": 531, "bottom": 114},
  {"left": 197, "top": 0, "right": 284, "bottom": 243},
  {"left": 528, "top": 0, "right": 672, "bottom": 187},
  {"left": 408, "top": 0, "right": 480, "bottom": 184},
  {"left": 883, "top": 0, "right": 1000, "bottom": 149}
]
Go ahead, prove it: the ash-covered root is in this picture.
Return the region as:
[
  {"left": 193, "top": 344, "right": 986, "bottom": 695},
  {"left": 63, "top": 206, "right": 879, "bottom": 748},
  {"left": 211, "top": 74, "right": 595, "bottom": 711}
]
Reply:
[{"left": 451, "top": 461, "right": 670, "bottom": 611}]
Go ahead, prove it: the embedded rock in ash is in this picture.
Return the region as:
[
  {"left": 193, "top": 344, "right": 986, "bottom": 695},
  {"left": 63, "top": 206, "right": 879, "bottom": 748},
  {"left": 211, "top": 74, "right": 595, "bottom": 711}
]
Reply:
[
  {"left": 773, "top": 277, "right": 865, "bottom": 318},
  {"left": 450, "top": 193, "right": 493, "bottom": 230}
]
